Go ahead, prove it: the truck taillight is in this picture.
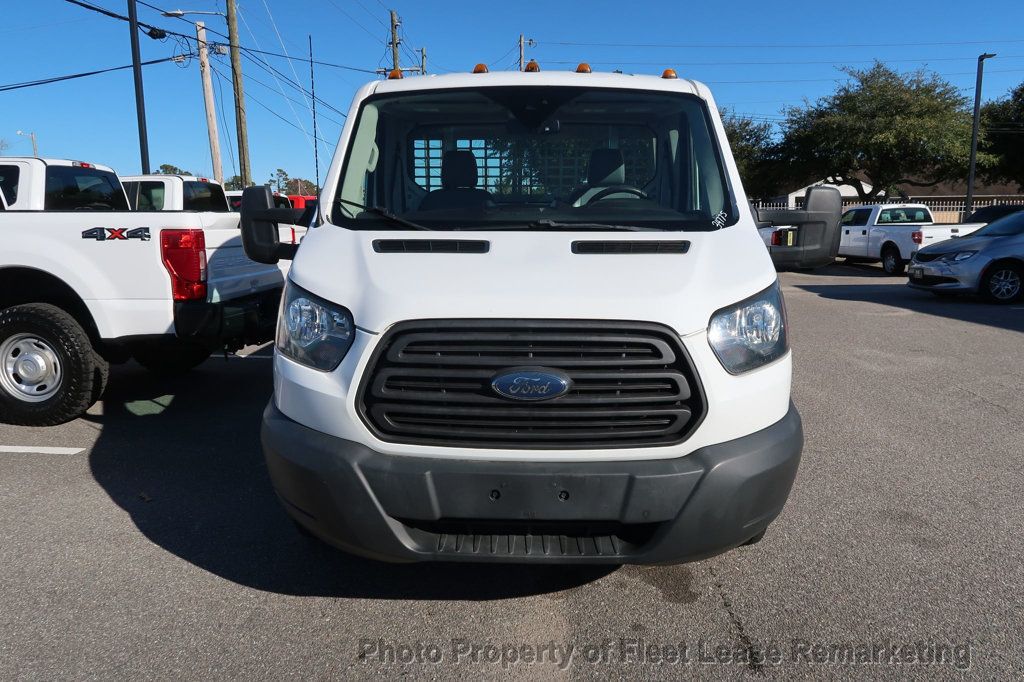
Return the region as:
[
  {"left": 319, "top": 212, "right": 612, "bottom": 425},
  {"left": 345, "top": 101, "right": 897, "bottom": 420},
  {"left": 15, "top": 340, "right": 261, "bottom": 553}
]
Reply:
[
  {"left": 912, "top": 230, "right": 923, "bottom": 245},
  {"left": 160, "top": 229, "right": 207, "bottom": 301},
  {"left": 770, "top": 230, "right": 782, "bottom": 246}
]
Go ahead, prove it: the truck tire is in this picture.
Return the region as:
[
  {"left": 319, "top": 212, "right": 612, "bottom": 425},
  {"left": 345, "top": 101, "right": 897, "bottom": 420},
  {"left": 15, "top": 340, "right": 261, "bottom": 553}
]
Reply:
[
  {"left": 132, "top": 340, "right": 212, "bottom": 375},
  {"left": 981, "top": 262, "right": 1023, "bottom": 303},
  {"left": 0, "top": 303, "right": 109, "bottom": 426},
  {"left": 881, "top": 245, "right": 905, "bottom": 276}
]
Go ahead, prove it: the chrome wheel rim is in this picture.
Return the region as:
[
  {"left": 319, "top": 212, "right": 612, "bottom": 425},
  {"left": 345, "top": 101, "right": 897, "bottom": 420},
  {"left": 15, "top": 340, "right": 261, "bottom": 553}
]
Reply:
[
  {"left": 883, "top": 253, "right": 896, "bottom": 272},
  {"left": 989, "top": 269, "right": 1021, "bottom": 300},
  {"left": 0, "top": 334, "right": 63, "bottom": 403}
]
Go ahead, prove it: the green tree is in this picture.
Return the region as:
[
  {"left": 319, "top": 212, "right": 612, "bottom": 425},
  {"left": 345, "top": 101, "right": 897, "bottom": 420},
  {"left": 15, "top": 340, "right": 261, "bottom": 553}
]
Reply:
[
  {"left": 720, "top": 109, "right": 782, "bottom": 199},
  {"left": 268, "top": 168, "right": 289, "bottom": 192},
  {"left": 157, "top": 163, "right": 192, "bottom": 175},
  {"left": 223, "top": 175, "right": 244, "bottom": 191},
  {"left": 982, "top": 82, "right": 1024, "bottom": 190},
  {"left": 285, "top": 177, "right": 318, "bottom": 195},
  {"left": 778, "top": 63, "right": 983, "bottom": 201}
]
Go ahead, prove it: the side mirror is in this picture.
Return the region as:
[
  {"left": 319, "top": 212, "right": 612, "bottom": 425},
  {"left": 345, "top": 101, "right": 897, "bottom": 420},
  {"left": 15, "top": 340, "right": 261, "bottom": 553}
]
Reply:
[
  {"left": 758, "top": 186, "right": 843, "bottom": 270},
  {"left": 240, "top": 186, "right": 302, "bottom": 264}
]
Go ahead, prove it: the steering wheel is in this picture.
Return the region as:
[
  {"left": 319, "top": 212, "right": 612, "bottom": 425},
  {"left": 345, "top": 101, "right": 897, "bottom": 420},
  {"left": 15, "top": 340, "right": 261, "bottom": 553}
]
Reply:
[{"left": 583, "top": 185, "right": 648, "bottom": 205}]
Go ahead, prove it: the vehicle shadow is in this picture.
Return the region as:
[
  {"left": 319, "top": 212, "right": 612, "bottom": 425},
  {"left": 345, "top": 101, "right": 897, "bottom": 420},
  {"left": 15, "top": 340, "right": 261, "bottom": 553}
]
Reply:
[
  {"left": 794, "top": 279, "right": 1024, "bottom": 334},
  {"left": 85, "top": 358, "right": 615, "bottom": 600}
]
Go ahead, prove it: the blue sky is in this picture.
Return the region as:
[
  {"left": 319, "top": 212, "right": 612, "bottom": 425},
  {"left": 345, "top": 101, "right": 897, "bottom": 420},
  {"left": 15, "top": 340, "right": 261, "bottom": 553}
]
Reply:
[{"left": 2, "top": 0, "right": 1023, "bottom": 184}]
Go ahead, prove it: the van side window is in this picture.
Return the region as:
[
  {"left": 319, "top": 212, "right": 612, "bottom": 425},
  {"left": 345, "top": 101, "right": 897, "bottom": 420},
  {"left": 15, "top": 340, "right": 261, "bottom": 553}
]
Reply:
[{"left": 0, "top": 165, "right": 20, "bottom": 204}]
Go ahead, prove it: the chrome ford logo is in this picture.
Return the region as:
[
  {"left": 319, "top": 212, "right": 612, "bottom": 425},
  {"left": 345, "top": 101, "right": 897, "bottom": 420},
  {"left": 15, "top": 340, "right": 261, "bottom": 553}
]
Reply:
[{"left": 491, "top": 368, "right": 572, "bottom": 402}]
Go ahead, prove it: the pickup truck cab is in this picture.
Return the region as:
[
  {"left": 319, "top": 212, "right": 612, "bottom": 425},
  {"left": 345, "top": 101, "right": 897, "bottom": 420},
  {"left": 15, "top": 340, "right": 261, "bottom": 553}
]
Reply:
[
  {"left": 237, "top": 68, "right": 832, "bottom": 565},
  {"left": 0, "top": 158, "right": 287, "bottom": 425},
  {"left": 838, "top": 203, "right": 978, "bottom": 275}
]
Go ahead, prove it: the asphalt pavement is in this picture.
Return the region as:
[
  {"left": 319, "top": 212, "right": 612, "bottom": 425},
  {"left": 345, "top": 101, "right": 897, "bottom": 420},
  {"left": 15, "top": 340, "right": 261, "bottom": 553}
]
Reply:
[{"left": 1, "top": 262, "right": 1022, "bottom": 679}]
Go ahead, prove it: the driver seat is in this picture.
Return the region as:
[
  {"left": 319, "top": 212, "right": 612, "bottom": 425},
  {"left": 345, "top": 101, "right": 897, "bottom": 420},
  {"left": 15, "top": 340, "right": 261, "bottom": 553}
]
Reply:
[
  {"left": 570, "top": 149, "right": 633, "bottom": 206},
  {"left": 418, "top": 150, "right": 493, "bottom": 212}
]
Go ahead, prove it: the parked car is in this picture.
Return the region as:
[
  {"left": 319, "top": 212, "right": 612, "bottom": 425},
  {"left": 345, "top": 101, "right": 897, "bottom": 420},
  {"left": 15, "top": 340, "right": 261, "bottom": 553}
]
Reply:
[
  {"left": 838, "top": 204, "right": 982, "bottom": 275},
  {"left": 236, "top": 68, "right": 837, "bottom": 565},
  {"left": 952, "top": 203, "right": 1024, "bottom": 236},
  {"left": 124, "top": 175, "right": 305, "bottom": 248},
  {"left": 908, "top": 210, "right": 1024, "bottom": 303},
  {"left": 226, "top": 188, "right": 293, "bottom": 212},
  {"left": 0, "top": 157, "right": 292, "bottom": 425}
]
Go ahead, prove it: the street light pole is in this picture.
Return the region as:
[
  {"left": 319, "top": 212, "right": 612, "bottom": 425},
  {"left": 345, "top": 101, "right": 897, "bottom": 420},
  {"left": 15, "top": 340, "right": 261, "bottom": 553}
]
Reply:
[
  {"left": 965, "top": 52, "right": 996, "bottom": 217},
  {"left": 127, "top": 0, "right": 151, "bottom": 173},
  {"left": 16, "top": 131, "right": 38, "bottom": 157}
]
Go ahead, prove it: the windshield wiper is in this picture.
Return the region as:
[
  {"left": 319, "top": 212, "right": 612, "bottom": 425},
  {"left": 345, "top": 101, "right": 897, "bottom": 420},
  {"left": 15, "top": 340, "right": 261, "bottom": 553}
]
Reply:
[
  {"left": 524, "top": 219, "right": 662, "bottom": 232},
  {"left": 336, "top": 198, "right": 433, "bottom": 231}
]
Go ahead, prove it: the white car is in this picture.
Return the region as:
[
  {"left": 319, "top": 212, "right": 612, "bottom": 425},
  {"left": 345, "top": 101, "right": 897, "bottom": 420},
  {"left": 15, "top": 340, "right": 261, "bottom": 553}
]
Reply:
[
  {"left": 0, "top": 158, "right": 287, "bottom": 425},
  {"left": 238, "top": 67, "right": 825, "bottom": 564}
]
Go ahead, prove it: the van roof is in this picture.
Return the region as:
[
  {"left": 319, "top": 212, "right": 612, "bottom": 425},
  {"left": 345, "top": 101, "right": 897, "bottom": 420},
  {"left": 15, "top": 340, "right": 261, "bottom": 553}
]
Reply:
[{"left": 370, "top": 69, "right": 707, "bottom": 98}]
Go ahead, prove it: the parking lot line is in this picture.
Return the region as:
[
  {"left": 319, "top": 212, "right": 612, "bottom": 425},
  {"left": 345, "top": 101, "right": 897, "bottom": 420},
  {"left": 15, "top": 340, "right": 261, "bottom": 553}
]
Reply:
[{"left": 0, "top": 445, "right": 85, "bottom": 455}]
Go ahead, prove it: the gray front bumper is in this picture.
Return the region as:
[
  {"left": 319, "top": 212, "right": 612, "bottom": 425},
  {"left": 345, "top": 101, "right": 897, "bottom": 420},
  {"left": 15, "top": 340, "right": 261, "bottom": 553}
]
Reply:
[{"left": 261, "top": 401, "right": 803, "bottom": 564}]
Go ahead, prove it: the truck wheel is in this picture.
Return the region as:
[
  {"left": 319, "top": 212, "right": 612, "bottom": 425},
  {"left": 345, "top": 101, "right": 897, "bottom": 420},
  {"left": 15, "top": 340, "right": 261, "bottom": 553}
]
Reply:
[
  {"left": 981, "top": 263, "right": 1023, "bottom": 303},
  {"left": 0, "top": 303, "right": 108, "bottom": 426},
  {"left": 132, "top": 340, "right": 212, "bottom": 375},
  {"left": 881, "top": 245, "right": 905, "bottom": 276}
]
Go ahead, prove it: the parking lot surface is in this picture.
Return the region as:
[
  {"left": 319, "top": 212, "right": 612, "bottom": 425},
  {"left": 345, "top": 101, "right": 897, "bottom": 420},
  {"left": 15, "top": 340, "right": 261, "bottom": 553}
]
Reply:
[{"left": 1, "top": 263, "right": 1022, "bottom": 679}]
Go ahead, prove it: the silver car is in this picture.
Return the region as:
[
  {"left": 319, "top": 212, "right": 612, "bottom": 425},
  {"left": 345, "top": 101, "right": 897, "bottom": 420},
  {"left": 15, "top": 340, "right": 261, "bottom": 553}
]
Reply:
[{"left": 908, "top": 211, "right": 1024, "bottom": 303}]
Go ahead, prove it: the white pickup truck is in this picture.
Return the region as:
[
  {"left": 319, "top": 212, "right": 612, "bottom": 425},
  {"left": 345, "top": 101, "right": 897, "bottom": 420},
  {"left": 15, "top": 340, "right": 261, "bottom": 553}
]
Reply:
[
  {"left": 0, "top": 157, "right": 290, "bottom": 425},
  {"left": 838, "top": 203, "right": 981, "bottom": 275}
]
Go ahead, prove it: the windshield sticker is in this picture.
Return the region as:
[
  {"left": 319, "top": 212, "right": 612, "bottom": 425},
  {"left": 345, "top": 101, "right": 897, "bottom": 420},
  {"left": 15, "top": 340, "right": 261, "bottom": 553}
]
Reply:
[{"left": 712, "top": 211, "right": 728, "bottom": 229}]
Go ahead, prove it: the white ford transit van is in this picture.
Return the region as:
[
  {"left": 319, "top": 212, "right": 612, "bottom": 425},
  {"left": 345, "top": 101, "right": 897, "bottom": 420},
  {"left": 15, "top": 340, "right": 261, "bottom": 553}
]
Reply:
[{"left": 240, "top": 67, "right": 834, "bottom": 564}]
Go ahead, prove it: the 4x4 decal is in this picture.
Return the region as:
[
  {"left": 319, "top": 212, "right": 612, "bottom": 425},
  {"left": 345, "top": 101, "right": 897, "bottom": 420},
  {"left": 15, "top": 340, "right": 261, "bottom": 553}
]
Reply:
[{"left": 81, "top": 227, "right": 151, "bottom": 241}]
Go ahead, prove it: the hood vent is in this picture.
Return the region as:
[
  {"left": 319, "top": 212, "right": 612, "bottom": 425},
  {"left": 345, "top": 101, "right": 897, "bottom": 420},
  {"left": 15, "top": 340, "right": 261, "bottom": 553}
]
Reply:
[
  {"left": 373, "top": 239, "right": 489, "bottom": 254},
  {"left": 572, "top": 240, "right": 690, "bottom": 254}
]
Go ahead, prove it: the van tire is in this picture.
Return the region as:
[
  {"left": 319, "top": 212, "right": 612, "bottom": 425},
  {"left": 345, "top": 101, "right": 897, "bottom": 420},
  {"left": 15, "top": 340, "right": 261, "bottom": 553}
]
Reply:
[
  {"left": 133, "top": 340, "right": 212, "bottom": 375},
  {"left": 0, "top": 303, "right": 108, "bottom": 426},
  {"left": 881, "top": 245, "right": 905, "bottom": 275}
]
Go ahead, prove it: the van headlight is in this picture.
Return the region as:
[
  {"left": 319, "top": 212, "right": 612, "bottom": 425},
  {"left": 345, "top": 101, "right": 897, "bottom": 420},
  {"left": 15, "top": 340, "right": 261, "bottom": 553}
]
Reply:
[
  {"left": 707, "top": 282, "right": 789, "bottom": 374},
  {"left": 276, "top": 282, "right": 354, "bottom": 371}
]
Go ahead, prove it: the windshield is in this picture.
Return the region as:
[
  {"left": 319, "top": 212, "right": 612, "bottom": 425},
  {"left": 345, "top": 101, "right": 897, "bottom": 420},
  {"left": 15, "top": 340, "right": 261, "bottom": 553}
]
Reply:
[
  {"left": 972, "top": 211, "right": 1024, "bottom": 237},
  {"left": 331, "top": 86, "right": 735, "bottom": 231}
]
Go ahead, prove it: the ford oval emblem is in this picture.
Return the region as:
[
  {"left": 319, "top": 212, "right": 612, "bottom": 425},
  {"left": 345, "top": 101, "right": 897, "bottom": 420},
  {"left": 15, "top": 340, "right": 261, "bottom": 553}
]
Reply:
[{"left": 491, "top": 368, "right": 572, "bottom": 402}]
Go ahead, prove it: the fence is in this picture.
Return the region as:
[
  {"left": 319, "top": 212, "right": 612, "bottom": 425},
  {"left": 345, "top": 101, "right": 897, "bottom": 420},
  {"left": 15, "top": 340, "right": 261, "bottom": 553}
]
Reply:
[{"left": 752, "top": 196, "right": 1024, "bottom": 224}]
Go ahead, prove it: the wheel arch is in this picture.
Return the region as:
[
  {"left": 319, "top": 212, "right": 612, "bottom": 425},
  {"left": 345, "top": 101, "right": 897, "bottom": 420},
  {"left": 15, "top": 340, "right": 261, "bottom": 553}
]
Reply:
[{"left": 0, "top": 267, "right": 101, "bottom": 344}]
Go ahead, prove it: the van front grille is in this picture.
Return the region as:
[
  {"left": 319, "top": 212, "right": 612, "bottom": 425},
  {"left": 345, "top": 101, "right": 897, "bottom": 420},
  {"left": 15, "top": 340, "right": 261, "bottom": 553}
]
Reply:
[{"left": 357, "top": 320, "right": 705, "bottom": 449}]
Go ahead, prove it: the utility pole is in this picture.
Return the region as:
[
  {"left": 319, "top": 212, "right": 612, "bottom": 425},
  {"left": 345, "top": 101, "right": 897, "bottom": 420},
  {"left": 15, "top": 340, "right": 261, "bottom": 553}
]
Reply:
[
  {"left": 16, "top": 131, "right": 38, "bottom": 157},
  {"left": 389, "top": 10, "right": 401, "bottom": 72},
  {"left": 195, "top": 22, "right": 223, "bottom": 184},
  {"left": 419, "top": 47, "right": 426, "bottom": 75},
  {"left": 965, "top": 52, "right": 996, "bottom": 217},
  {"left": 127, "top": 0, "right": 150, "bottom": 173},
  {"left": 226, "top": 0, "right": 252, "bottom": 187},
  {"left": 517, "top": 34, "right": 535, "bottom": 71}
]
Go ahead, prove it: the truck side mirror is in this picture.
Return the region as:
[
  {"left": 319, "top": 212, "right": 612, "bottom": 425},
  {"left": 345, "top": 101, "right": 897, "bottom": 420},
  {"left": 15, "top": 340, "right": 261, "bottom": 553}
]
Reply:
[
  {"left": 240, "top": 186, "right": 301, "bottom": 264},
  {"left": 758, "top": 186, "right": 843, "bottom": 270}
]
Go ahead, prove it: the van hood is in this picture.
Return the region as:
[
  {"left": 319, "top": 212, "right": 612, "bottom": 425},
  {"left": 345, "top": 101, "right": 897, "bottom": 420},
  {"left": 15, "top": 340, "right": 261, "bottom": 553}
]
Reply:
[{"left": 287, "top": 222, "right": 776, "bottom": 336}]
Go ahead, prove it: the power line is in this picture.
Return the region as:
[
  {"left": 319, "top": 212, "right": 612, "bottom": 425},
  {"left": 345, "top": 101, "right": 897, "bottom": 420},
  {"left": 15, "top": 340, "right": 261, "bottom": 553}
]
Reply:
[
  {"left": 537, "top": 38, "right": 1024, "bottom": 50},
  {"left": 325, "top": 0, "right": 381, "bottom": 42},
  {"left": 537, "top": 55, "right": 1024, "bottom": 68},
  {"left": 0, "top": 55, "right": 188, "bottom": 93}
]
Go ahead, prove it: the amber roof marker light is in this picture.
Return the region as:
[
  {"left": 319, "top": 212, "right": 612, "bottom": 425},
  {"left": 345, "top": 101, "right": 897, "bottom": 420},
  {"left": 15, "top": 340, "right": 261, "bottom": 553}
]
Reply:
[
  {"left": 472, "top": 63, "right": 489, "bottom": 74},
  {"left": 661, "top": 68, "right": 678, "bottom": 79},
  {"left": 524, "top": 59, "right": 540, "bottom": 72},
  {"left": 387, "top": 68, "right": 403, "bottom": 80},
  {"left": 575, "top": 63, "right": 592, "bottom": 73}
]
